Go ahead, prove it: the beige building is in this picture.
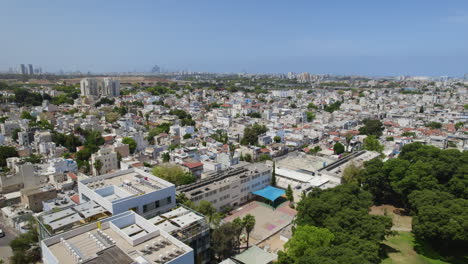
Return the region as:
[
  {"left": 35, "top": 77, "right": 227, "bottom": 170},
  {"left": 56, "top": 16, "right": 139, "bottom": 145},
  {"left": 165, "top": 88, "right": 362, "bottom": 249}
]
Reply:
[
  {"left": 21, "top": 185, "right": 57, "bottom": 212},
  {"left": 90, "top": 148, "right": 119, "bottom": 176}
]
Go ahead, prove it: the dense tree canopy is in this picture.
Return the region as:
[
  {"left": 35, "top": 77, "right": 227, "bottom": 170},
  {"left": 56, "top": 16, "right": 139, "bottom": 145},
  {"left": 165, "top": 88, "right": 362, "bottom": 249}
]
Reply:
[
  {"left": 169, "top": 109, "right": 195, "bottom": 126},
  {"left": 282, "top": 225, "right": 334, "bottom": 261},
  {"left": 306, "top": 111, "right": 316, "bottom": 122},
  {"left": 359, "top": 119, "right": 384, "bottom": 137},
  {"left": 0, "top": 146, "right": 18, "bottom": 167},
  {"left": 426, "top": 121, "right": 442, "bottom": 129},
  {"left": 122, "top": 137, "right": 137, "bottom": 154},
  {"left": 333, "top": 142, "right": 345, "bottom": 154},
  {"left": 357, "top": 142, "right": 468, "bottom": 255},
  {"left": 324, "top": 101, "right": 342, "bottom": 113},
  {"left": 241, "top": 123, "right": 268, "bottom": 145},
  {"left": 279, "top": 184, "right": 392, "bottom": 264},
  {"left": 13, "top": 88, "right": 48, "bottom": 106},
  {"left": 362, "top": 135, "right": 384, "bottom": 153},
  {"left": 51, "top": 132, "right": 81, "bottom": 152},
  {"left": 211, "top": 222, "right": 238, "bottom": 261}
]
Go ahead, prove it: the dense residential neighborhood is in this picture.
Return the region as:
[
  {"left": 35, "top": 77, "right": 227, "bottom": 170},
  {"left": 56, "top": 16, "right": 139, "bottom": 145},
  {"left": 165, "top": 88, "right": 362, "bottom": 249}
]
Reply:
[{"left": 0, "top": 72, "right": 466, "bottom": 264}]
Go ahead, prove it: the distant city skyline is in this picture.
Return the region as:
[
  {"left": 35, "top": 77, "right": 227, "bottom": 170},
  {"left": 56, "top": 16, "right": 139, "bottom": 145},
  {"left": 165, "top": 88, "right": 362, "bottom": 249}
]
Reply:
[{"left": 1, "top": 0, "right": 468, "bottom": 76}]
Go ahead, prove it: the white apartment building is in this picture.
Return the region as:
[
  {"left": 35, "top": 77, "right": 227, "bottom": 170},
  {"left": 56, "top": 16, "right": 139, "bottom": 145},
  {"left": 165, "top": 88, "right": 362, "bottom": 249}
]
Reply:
[
  {"left": 91, "top": 148, "right": 119, "bottom": 176},
  {"left": 78, "top": 168, "right": 176, "bottom": 218},
  {"left": 178, "top": 163, "right": 271, "bottom": 211},
  {"left": 80, "top": 78, "right": 100, "bottom": 97},
  {"left": 41, "top": 210, "right": 194, "bottom": 264},
  {"left": 80, "top": 78, "right": 120, "bottom": 97},
  {"left": 102, "top": 78, "right": 120, "bottom": 96},
  {"left": 272, "top": 90, "right": 292, "bottom": 98}
]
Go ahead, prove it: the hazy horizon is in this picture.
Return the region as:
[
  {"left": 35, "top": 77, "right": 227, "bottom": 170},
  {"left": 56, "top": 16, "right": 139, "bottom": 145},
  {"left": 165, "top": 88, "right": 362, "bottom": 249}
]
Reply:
[{"left": 1, "top": 0, "right": 468, "bottom": 76}]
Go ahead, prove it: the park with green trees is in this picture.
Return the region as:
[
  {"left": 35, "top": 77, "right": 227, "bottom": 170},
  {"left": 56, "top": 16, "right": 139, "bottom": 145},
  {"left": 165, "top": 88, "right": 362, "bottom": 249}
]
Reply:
[{"left": 277, "top": 142, "right": 467, "bottom": 264}]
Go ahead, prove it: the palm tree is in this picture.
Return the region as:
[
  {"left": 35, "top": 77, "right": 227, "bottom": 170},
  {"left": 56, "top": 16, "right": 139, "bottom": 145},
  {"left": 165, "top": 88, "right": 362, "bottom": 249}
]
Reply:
[
  {"left": 233, "top": 217, "right": 245, "bottom": 252},
  {"left": 93, "top": 159, "right": 103, "bottom": 176},
  {"left": 243, "top": 214, "right": 256, "bottom": 248}
]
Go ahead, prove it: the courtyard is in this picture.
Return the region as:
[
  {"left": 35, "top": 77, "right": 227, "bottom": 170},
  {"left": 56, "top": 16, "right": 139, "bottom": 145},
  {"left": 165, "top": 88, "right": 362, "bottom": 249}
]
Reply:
[{"left": 224, "top": 201, "right": 297, "bottom": 246}]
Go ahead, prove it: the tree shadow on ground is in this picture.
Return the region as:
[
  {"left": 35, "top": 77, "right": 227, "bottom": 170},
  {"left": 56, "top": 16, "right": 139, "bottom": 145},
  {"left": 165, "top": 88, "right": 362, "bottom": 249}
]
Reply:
[
  {"left": 380, "top": 242, "right": 400, "bottom": 258},
  {"left": 413, "top": 236, "right": 468, "bottom": 264}
]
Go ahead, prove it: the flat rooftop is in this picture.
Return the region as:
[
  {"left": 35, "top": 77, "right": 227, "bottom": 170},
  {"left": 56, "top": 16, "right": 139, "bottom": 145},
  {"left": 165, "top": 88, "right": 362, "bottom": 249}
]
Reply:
[
  {"left": 319, "top": 150, "right": 380, "bottom": 177},
  {"left": 276, "top": 152, "right": 335, "bottom": 173},
  {"left": 179, "top": 163, "right": 270, "bottom": 199},
  {"left": 149, "top": 206, "right": 208, "bottom": 236},
  {"left": 44, "top": 212, "right": 191, "bottom": 264},
  {"left": 39, "top": 201, "right": 110, "bottom": 233},
  {"left": 81, "top": 168, "right": 174, "bottom": 199}
]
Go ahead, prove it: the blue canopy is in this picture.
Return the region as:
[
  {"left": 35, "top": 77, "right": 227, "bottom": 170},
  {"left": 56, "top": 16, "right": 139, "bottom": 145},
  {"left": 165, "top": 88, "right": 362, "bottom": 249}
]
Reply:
[{"left": 252, "top": 186, "right": 285, "bottom": 202}]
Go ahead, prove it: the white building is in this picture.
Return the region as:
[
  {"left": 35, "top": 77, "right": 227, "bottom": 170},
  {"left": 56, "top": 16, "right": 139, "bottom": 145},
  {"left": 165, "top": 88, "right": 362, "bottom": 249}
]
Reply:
[
  {"left": 39, "top": 142, "right": 56, "bottom": 155},
  {"left": 102, "top": 78, "right": 120, "bottom": 96},
  {"left": 46, "top": 158, "right": 78, "bottom": 174},
  {"left": 78, "top": 168, "right": 176, "bottom": 218},
  {"left": 272, "top": 90, "right": 292, "bottom": 98},
  {"left": 80, "top": 78, "right": 120, "bottom": 97},
  {"left": 41, "top": 210, "right": 193, "bottom": 264},
  {"left": 80, "top": 78, "right": 99, "bottom": 97},
  {"left": 179, "top": 163, "right": 271, "bottom": 211}
]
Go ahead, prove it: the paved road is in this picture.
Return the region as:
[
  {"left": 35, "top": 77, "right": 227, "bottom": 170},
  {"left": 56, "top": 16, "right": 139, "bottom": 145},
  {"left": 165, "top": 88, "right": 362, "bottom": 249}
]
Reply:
[{"left": 0, "top": 223, "right": 18, "bottom": 263}]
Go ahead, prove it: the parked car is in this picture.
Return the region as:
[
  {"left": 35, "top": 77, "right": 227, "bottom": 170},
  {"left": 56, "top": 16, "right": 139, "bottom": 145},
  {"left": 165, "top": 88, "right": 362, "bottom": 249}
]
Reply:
[{"left": 0, "top": 229, "right": 5, "bottom": 237}]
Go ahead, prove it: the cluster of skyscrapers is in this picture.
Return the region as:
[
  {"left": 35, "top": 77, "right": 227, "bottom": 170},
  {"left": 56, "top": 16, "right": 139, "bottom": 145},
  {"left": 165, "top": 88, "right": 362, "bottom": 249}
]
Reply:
[{"left": 19, "top": 64, "right": 41, "bottom": 75}]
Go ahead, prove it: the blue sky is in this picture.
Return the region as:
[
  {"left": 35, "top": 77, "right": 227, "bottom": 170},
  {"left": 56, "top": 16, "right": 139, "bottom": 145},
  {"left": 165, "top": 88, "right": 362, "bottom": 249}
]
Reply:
[{"left": 1, "top": 0, "right": 467, "bottom": 76}]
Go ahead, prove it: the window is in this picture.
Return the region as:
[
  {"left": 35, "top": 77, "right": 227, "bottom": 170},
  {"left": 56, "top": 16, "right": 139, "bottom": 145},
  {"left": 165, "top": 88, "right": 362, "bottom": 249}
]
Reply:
[
  {"left": 143, "top": 204, "right": 148, "bottom": 213},
  {"left": 167, "top": 196, "right": 172, "bottom": 204},
  {"left": 155, "top": 200, "right": 160, "bottom": 208}
]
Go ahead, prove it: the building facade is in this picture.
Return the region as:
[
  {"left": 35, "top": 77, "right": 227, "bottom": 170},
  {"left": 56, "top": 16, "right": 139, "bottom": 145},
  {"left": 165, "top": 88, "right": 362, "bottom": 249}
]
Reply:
[
  {"left": 91, "top": 148, "right": 119, "bottom": 176},
  {"left": 41, "top": 211, "right": 194, "bottom": 264},
  {"left": 80, "top": 78, "right": 120, "bottom": 97},
  {"left": 178, "top": 163, "right": 271, "bottom": 211},
  {"left": 78, "top": 168, "right": 176, "bottom": 218}
]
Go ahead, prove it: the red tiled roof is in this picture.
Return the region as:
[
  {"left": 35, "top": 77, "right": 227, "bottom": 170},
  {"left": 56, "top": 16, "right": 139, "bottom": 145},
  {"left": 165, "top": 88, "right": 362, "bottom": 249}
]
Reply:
[
  {"left": 67, "top": 172, "right": 77, "bottom": 180},
  {"left": 132, "top": 162, "right": 144, "bottom": 167},
  {"left": 260, "top": 148, "right": 270, "bottom": 153},
  {"left": 104, "top": 136, "right": 114, "bottom": 141},
  {"left": 346, "top": 130, "right": 360, "bottom": 135},
  {"left": 70, "top": 194, "right": 80, "bottom": 204},
  {"left": 183, "top": 162, "right": 204, "bottom": 169}
]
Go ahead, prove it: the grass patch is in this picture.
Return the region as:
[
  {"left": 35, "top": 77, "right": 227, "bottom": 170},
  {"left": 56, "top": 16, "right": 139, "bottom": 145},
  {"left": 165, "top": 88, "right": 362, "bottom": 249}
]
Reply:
[{"left": 381, "top": 232, "right": 466, "bottom": 264}]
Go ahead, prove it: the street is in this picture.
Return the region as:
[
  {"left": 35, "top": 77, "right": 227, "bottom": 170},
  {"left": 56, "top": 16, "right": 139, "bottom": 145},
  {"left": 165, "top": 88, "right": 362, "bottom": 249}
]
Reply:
[{"left": 0, "top": 222, "right": 17, "bottom": 263}]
